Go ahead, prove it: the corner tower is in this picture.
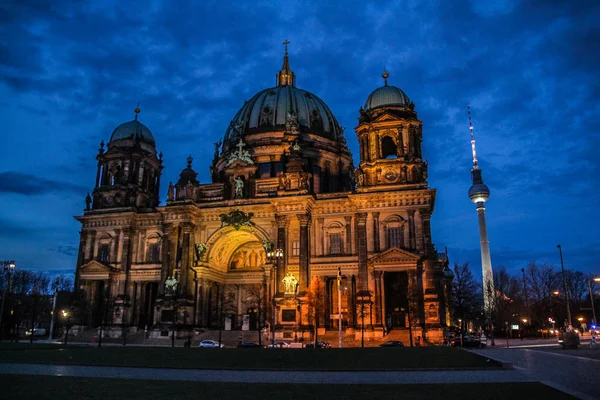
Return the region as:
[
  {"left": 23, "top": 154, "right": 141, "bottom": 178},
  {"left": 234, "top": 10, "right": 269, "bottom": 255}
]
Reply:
[
  {"left": 355, "top": 71, "right": 428, "bottom": 192},
  {"left": 90, "top": 106, "right": 163, "bottom": 211}
]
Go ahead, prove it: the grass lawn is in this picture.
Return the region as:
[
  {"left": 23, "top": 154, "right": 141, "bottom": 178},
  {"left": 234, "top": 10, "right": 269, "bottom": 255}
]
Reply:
[
  {"left": 0, "top": 343, "right": 502, "bottom": 370},
  {"left": 0, "top": 375, "right": 576, "bottom": 400}
]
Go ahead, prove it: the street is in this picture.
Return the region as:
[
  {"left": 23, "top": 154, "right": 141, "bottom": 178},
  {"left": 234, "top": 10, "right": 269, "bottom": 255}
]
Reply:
[{"left": 473, "top": 338, "right": 599, "bottom": 400}]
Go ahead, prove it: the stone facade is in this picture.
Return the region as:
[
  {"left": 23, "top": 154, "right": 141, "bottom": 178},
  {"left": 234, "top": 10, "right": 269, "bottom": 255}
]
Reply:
[{"left": 74, "top": 54, "right": 450, "bottom": 342}]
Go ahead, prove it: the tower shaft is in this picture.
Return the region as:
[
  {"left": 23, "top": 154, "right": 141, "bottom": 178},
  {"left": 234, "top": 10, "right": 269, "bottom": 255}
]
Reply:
[{"left": 476, "top": 202, "right": 494, "bottom": 314}]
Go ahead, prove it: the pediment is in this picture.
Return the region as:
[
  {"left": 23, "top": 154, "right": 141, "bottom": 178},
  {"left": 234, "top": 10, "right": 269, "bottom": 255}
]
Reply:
[
  {"left": 369, "top": 248, "right": 421, "bottom": 265},
  {"left": 372, "top": 112, "right": 401, "bottom": 123},
  {"left": 80, "top": 260, "right": 112, "bottom": 274}
]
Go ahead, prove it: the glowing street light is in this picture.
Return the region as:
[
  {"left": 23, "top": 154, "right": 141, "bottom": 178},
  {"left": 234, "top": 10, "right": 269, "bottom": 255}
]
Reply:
[{"left": 61, "top": 310, "right": 71, "bottom": 345}]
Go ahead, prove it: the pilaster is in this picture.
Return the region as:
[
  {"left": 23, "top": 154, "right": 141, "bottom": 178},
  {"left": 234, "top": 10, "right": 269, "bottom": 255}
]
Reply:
[
  {"left": 317, "top": 217, "right": 324, "bottom": 256},
  {"left": 275, "top": 215, "right": 288, "bottom": 291},
  {"left": 407, "top": 209, "right": 416, "bottom": 250},
  {"left": 297, "top": 213, "right": 311, "bottom": 291},
  {"left": 121, "top": 228, "right": 132, "bottom": 299},
  {"left": 344, "top": 215, "right": 352, "bottom": 255},
  {"left": 372, "top": 212, "right": 380, "bottom": 252},
  {"left": 419, "top": 209, "right": 433, "bottom": 254},
  {"left": 372, "top": 270, "right": 383, "bottom": 325},
  {"left": 180, "top": 222, "right": 194, "bottom": 298},
  {"left": 356, "top": 212, "right": 368, "bottom": 292}
]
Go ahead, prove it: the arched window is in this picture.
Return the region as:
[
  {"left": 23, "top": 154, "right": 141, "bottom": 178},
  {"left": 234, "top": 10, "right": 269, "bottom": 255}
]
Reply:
[
  {"left": 383, "top": 216, "right": 405, "bottom": 249},
  {"left": 325, "top": 221, "right": 345, "bottom": 255},
  {"left": 381, "top": 136, "right": 397, "bottom": 159},
  {"left": 97, "top": 234, "right": 113, "bottom": 262},
  {"left": 145, "top": 233, "right": 162, "bottom": 263}
]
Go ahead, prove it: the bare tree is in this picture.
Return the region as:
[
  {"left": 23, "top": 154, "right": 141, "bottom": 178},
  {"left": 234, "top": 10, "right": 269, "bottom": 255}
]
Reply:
[
  {"left": 56, "top": 274, "right": 74, "bottom": 291},
  {"left": 450, "top": 263, "right": 482, "bottom": 327},
  {"left": 306, "top": 276, "right": 325, "bottom": 346},
  {"left": 493, "top": 266, "right": 521, "bottom": 327},
  {"left": 526, "top": 262, "right": 559, "bottom": 327}
]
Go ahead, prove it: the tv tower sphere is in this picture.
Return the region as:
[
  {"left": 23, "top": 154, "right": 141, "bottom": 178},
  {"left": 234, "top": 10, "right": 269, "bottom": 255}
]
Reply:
[{"left": 468, "top": 181, "right": 490, "bottom": 204}]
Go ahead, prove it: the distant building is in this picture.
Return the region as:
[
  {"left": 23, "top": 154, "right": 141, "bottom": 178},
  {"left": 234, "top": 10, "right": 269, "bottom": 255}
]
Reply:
[{"left": 74, "top": 46, "right": 451, "bottom": 342}]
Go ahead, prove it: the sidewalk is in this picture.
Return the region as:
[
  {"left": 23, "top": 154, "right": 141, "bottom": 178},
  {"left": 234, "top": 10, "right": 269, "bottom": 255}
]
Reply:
[{"left": 0, "top": 362, "right": 535, "bottom": 384}]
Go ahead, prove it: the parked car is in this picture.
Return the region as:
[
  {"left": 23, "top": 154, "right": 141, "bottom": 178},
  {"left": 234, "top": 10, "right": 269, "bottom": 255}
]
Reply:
[
  {"left": 450, "top": 335, "right": 481, "bottom": 348},
  {"left": 199, "top": 340, "right": 225, "bottom": 348},
  {"left": 305, "top": 341, "right": 331, "bottom": 348},
  {"left": 380, "top": 340, "right": 404, "bottom": 347},
  {"left": 25, "top": 328, "right": 47, "bottom": 336},
  {"left": 267, "top": 341, "right": 290, "bottom": 348},
  {"left": 238, "top": 341, "right": 262, "bottom": 348}
]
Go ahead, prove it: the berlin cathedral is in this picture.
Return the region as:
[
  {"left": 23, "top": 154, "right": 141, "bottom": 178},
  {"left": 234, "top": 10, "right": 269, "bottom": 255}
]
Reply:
[{"left": 74, "top": 45, "right": 452, "bottom": 344}]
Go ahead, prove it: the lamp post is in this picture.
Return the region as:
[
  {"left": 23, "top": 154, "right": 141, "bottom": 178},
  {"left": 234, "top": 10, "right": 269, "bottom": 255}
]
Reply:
[
  {"left": 62, "top": 310, "right": 71, "bottom": 345},
  {"left": 0, "top": 261, "right": 16, "bottom": 342},
  {"left": 556, "top": 245, "right": 572, "bottom": 328},
  {"left": 588, "top": 277, "right": 599, "bottom": 327},
  {"left": 521, "top": 268, "right": 528, "bottom": 325},
  {"left": 48, "top": 278, "right": 59, "bottom": 343},
  {"left": 337, "top": 267, "right": 343, "bottom": 349},
  {"left": 266, "top": 247, "right": 283, "bottom": 347}
]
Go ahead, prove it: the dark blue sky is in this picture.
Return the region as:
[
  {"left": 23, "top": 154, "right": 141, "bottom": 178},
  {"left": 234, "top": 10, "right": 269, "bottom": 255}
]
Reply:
[{"left": 1, "top": 0, "right": 598, "bottom": 280}]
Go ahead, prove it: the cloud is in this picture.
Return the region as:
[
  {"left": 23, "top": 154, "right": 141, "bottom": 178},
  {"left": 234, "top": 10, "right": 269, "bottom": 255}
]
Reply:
[
  {"left": 0, "top": 171, "right": 88, "bottom": 195},
  {"left": 48, "top": 245, "right": 79, "bottom": 257},
  {"left": 0, "top": 0, "right": 599, "bottom": 276}
]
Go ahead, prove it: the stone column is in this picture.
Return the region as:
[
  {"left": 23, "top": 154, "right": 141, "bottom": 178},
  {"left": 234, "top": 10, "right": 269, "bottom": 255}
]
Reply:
[
  {"left": 372, "top": 212, "right": 380, "bottom": 252},
  {"left": 372, "top": 270, "right": 383, "bottom": 325},
  {"left": 159, "top": 224, "right": 174, "bottom": 296},
  {"left": 356, "top": 212, "right": 368, "bottom": 292},
  {"left": 275, "top": 215, "right": 288, "bottom": 292},
  {"left": 297, "top": 213, "right": 311, "bottom": 291},
  {"left": 407, "top": 209, "right": 416, "bottom": 250},
  {"left": 324, "top": 278, "right": 331, "bottom": 329},
  {"left": 121, "top": 228, "right": 132, "bottom": 298},
  {"left": 179, "top": 223, "right": 194, "bottom": 298},
  {"left": 414, "top": 210, "right": 423, "bottom": 251},
  {"left": 419, "top": 210, "right": 433, "bottom": 253},
  {"left": 317, "top": 217, "right": 325, "bottom": 256},
  {"left": 344, "top": 215, "right": 352, "bottom": 255},
  {"left": 75, "top": 230, "right": 87, "bottom": 290}
]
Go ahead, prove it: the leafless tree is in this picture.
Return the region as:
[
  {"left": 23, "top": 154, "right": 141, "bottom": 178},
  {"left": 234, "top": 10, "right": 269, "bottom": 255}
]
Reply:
[
  {"left": 450, "top": 263, "right": 482, "bottom": 327},
  {"left": 306, "top": 276, "right": 325, "bottom": 346}
]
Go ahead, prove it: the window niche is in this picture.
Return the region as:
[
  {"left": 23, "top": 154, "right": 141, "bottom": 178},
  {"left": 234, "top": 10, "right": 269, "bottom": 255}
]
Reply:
[
  {"left": 97, "top": 234, "right": 112, "bottom": 263},
  {"left": 383, "top": 215, "right": 405, "bottom": 249},
  {"left": 381, "top": 136, "right": 398, "bottom": 159},
  {"left": 325, "top": 221, "right": 345, "bottom": 256},
  {"left": 145, "top": 234, "right": 162, "bottom": 263}
]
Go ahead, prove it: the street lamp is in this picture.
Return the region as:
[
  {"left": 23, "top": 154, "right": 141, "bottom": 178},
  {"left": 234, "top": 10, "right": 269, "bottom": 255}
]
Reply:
[
  {"left": 266, "top": 247, "right": 283, "bottom": 347},
  {"left": 0, "top": 261, "right": 16, "bottom": 341},
  {"left": 61, "top": 310, "right": 71, "bottom": 345},
  {"left": 556, "top": 245, "right": 572, "bottom": 328},
  {"left": 587, "top": 277, "right": 599, "bottom": 327}
]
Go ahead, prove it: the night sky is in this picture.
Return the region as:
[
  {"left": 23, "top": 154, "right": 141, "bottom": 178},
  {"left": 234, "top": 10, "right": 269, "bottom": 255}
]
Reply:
[{"left": 1, "top": 0, "right": 598, "bottom": 280}]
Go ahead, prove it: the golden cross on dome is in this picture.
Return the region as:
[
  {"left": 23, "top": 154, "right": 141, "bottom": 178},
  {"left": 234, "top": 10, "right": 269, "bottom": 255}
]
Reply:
[{"left": 282, "top": 39, "right": 290, "bottom": 54}]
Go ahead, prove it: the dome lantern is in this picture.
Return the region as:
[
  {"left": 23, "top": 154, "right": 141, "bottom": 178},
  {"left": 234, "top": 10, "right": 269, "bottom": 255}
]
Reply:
[{"left": 276, "top": 39, "right": 296, "bottom": 87}]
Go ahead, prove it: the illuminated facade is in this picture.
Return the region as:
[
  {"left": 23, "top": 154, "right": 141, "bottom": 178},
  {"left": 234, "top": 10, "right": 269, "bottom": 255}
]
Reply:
[{"left": 74, "top": 47, "right": 450, "bottom": 343}]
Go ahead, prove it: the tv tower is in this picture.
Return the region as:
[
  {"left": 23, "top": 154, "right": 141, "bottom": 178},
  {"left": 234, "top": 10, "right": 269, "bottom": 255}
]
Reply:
[{"left": 467, "top": 106, "right": 494, "bottom": 317}]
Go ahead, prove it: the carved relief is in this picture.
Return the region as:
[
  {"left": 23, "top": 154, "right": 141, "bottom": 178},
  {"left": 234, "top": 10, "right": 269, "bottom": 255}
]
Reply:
[{"left": 229, "top": 241, "right": 266, "bottom": 270}]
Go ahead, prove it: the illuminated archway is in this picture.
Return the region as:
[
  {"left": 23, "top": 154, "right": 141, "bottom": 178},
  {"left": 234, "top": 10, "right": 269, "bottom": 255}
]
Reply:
[{"left": 205, "top": 225, "right": 271, "bottom": 272}]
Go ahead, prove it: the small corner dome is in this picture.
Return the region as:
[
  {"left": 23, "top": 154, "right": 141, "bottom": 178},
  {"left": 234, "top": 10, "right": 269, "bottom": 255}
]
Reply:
[
  {"left": 109, "top": 120, "right": 155, "bottom": 145},
  {"left": 364, "top": 85, "right": 412, "bottom": 111}
]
